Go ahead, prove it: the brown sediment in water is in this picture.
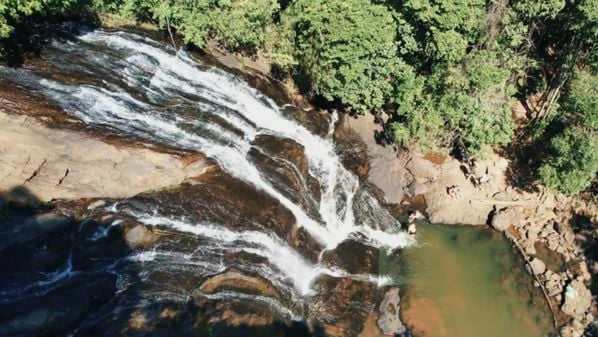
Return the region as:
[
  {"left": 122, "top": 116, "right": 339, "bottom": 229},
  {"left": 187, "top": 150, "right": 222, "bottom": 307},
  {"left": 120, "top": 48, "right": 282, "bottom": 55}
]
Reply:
[
  {"left": 398, "top": 224, "right": 556, "bottom": 337},
  {"left": 402, "top": 297, "right": 446, "bottom": 337},
  {"left": 394, "top": 194, "right": 427, "bottom": 216},
  {"left": 357, "top": 312, "right": 384, "bottom": 337}
]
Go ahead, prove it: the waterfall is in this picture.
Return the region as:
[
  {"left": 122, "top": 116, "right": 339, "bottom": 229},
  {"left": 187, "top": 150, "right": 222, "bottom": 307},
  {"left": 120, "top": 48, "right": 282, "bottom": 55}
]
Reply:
[
  {"left": 0, "top": 30, "right": 412, "bottom": 251},
  {"left": 0, "top": 30, "right": 417, "bottom": 328}
]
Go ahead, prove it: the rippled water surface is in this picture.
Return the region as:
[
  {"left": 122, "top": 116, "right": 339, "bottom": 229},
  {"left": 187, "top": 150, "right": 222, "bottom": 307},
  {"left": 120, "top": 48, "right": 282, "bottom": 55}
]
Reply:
[{"left": 398, "top": 224, "right": 557, "bottom": 337}]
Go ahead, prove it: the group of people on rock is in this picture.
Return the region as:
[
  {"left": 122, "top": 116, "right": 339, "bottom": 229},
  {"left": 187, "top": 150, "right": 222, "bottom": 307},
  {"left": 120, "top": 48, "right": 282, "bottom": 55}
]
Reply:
[
  {"left": 445, "top": 149, "right": 492, "bottom": 199},
  {"left": 463, "top": 157, "right": 490, "bottom": 189},
  {"left": 447, "top": 184, "right": 462, "bottom": 198}
]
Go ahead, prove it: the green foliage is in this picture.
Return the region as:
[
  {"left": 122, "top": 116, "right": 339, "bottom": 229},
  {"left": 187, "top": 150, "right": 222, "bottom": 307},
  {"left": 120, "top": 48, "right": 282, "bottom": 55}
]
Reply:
[
  {"left": 0, "top": 0, "right": 92, "bottom": 55},
  {"left": 277, "top": 0, "right": 400, "bottom": 112},
  {"left": 539, "top": 69, "right": 597, "bottom": 194},
  {"left": 1, "top": 0, "right": 596, "bottom": 194},
  {"left": 118, "top": 0, "right": 279, "bottom": 51},
  {"left": 539, "top": 127, "right": 598, "bottom": 194},
  {"left": 399, "top": 0, "right": 486, "bottom": 65}
]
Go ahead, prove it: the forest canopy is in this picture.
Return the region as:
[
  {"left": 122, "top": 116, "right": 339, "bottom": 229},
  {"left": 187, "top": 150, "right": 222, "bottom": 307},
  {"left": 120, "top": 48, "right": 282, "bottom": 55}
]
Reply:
[{"left": 0, "top": 0, "right": 596, "bottom": 194}]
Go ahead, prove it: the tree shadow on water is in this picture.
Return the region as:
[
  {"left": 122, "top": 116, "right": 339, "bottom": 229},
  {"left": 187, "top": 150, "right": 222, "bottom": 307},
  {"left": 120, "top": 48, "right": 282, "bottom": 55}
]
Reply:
[{"left": 2, "top": 18, "right": 98, "bottom": 67}]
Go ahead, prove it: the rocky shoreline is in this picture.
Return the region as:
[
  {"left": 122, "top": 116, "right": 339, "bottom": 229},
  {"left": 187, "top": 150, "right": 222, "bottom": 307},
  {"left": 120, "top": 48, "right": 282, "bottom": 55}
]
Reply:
[{"left": 340, "top": 113, "right": 597, "bottom": 337}]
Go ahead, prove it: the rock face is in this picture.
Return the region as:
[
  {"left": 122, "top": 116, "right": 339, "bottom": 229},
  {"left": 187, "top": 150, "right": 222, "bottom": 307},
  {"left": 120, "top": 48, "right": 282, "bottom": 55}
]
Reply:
[
  {"left": 376, "top": 287, "right": 407, "bottom": 336},
  {"left": 339, "top": 114, "right": 407, "bottom": 204},
  {"left": 199, "top": 271, "right": 281, "bottom": 300},
  {"left": 491, "top": 207, "right": 525, "bottom": 231},
  {"left": 321, "top": 240, "right": 379, "bottom": 274},
  {"left": 405, "top": 156, "right": 440, "bottom": 184},
  {"left": 310, "top": 275, "right": 377, "bottom": 337},
  {"left": 0, "top": 111, "right": 210, "bottom": 203}
]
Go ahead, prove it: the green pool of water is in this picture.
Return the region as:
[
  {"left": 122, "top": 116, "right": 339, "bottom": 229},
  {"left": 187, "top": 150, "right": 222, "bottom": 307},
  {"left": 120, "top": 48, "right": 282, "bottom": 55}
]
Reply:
[{"left": 383, "top": 223, "right": 557, "bottom": 337}]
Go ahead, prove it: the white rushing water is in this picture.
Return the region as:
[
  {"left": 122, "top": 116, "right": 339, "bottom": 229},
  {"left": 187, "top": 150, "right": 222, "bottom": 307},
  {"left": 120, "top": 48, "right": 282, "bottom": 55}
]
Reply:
[
  {"left": 116, "top": 209, "right": 390, "bottom": 297},
  {"left": 1, "top": 29, "right": 412, "bottom": 251},
  {"left": 0, "top": 30, "right": 417, "bottom": 307}
]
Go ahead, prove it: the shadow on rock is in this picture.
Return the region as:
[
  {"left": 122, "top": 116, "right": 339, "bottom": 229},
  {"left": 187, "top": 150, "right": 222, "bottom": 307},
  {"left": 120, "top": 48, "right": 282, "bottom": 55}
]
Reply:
[{"left": 0, "top": 186, "right": 331, "bottom": 337}]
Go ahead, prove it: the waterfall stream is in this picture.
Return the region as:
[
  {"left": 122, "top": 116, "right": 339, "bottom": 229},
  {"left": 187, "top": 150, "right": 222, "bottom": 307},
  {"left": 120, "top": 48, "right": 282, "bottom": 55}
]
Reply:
[{"left": 0, "top": 28, "right": 414, "bottom": 336}]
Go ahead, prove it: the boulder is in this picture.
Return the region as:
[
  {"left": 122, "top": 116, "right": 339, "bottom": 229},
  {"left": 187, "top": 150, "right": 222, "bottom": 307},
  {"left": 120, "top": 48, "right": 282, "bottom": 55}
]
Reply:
[
  {"left": 544, "top": 270, "right": 563, "bottom": 297},
  {"left": 377, "top": 287, "right": 407, "bottom": 336},
  {"left": 528, "top": 258, "right": 546, "bottom": 275},
  {"left": 199, "top": 271, "right": 280, "bottom": 299},
  {"left": 124, "top": 225, "right": 155, "bottom": 248},
  {"left": 525, "top": 224, "right": 541, "bottom": 241},
  {"left": 405, "top": 157, "right": 440, "bottom": 184},
  {"left": 338, "top": 113, "right": 407, "bottom": 204},
  {"left": 321, "top": 240, "right": 379, "bottom": 274},
  {"left": 521, "top": 240, "right": 537, "bottom": 255},
  {"left": 0, "top": 111, "right": 210, "bottom": 203},
  {"left": 87, "top": 199, "right": 106, "bottom": 210},
  {"left": 0, "top": 212, "right": 71, "bottom": 251},
  {"left": 546, "top": 233, "right": 561, "bottom": 251},
  {"left": 309, "top": 275, "right": 377, "bottom": 337},
  {"left": 561, "top": 278, "right": 592, "bottom": 319},
  {"left": 407, "top": 181, "right": 429, "bottom": 196},
  {"left": 491, "top": 208, "right": 524, "bottom": 231}
]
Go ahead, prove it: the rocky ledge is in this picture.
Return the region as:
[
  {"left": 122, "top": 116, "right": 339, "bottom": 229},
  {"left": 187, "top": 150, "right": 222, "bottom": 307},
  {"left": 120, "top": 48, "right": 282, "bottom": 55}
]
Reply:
[{"left": 0, "top": 111, "right": 210, "bottom": 203}]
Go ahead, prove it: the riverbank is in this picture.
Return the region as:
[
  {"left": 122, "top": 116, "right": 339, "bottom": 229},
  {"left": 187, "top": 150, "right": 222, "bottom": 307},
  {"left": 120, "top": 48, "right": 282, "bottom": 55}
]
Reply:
[
  {"left": 195, "top": 38, "right": 598, "bottom": 336},
  {"left": 341, "top": 112, "right": 596, "bottom": 337}
]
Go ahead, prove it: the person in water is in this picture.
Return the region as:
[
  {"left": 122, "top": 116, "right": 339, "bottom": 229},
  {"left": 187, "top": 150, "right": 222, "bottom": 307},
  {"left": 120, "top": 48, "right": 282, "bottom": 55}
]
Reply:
[
  {"left": 408, "top": 210, "right": 424, "bottom": 223},
  {"left": 407, "top": 210, "right": 423, "bottom": 236},
  {"left": 408, "top": 223, "right": 417, "bottom": 236}
]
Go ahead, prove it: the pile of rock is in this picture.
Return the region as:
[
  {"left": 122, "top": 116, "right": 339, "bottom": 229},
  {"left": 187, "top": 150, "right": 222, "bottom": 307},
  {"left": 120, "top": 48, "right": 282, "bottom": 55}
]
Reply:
[{"left": 493, "top": 206, "right": 594, "bottom": 337}]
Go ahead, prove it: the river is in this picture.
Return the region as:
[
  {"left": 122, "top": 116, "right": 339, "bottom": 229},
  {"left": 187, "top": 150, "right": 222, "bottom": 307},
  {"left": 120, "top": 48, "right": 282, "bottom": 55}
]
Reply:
[{"left": 0, "top": 27, "right": 555, "bottom": 337}]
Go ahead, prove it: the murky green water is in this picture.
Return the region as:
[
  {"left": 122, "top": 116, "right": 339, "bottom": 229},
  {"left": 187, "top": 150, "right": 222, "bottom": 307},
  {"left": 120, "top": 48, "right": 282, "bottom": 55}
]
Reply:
[{"left": 383, "top": 223, "right": 557, "bottom": 337}]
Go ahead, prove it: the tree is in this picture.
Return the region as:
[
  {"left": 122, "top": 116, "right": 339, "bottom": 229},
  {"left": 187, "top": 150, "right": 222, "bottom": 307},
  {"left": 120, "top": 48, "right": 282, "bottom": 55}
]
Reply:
[
  {"left": 276, "top": 0, "right": 400, "bottom": 112},
  {"left": 116, "top": 0, "right": 279, "bottom": 52},
  {"left": 539, "top": 69, "right": 597, "bottom": 194},
  {"left": 0, "top": 0, "right": 87, "bottom": 55}
]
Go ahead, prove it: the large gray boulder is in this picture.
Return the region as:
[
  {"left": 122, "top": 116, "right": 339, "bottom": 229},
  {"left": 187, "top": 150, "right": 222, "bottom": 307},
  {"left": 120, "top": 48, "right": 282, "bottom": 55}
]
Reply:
[
  {"left": 405, "top": 157, "right": 440, "bottom": 184},
  {"left": 125, "top": 225, "right": 155, "bottom": 248},
  {"left": 377, "top": 287, "right": 407, "bottom": 335},
  {"left": 491, "top": 207, "right": 525, "bottom": 231},
  {"left": 561, "top": 278, "right": 592, "bottom": 319},
  {"left": 528, "top": 258, "right": 546, "bottom": 275}
]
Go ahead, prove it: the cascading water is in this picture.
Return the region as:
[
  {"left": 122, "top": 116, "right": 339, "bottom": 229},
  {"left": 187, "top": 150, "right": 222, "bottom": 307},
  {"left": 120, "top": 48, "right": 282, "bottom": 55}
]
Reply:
[
  {"left": 1, "top": 30, "right": 411, "bottom": 250},
  {"left": 0, "top": 28, "right": 413, "bottom": 336}
]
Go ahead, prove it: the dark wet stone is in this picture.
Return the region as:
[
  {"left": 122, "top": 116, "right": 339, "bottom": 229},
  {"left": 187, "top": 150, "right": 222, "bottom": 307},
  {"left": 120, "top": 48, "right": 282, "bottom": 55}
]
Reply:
[
  {"left": 128, "top": 168, "right": 324, "bottom": 254},
  {"left": 310, "top": 275, "right": 377, "bottom": 337},
  {"left": 0, "top": 272, "right": 117, "bottom": 337},
  {"left": 0, "top": 211, "right": 71, "bottom": 251},
  {"left": 322, "top": 240, "right": 379, "bottom": 274},
  {"left": 249, "top": 135, "right": 321, "bottom": 219}
]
